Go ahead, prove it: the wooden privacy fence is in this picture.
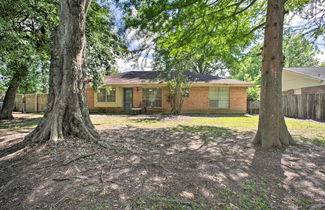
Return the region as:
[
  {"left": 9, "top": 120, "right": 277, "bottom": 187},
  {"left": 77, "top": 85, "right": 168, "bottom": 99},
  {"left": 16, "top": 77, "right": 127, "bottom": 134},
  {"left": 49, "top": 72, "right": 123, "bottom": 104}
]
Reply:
[
  {"left": 282, "top": 93, "right": 325, "bottom": 122},
  {"left": 15, "top": 93, "right": 49, "bottom": 113}
]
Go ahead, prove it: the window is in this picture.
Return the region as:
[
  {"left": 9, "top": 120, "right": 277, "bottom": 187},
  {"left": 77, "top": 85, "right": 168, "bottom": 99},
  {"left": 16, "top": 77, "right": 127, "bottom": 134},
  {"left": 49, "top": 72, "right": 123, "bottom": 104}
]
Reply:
[
  {"left": 97, "top": 88, "right": 116, "bottom": 102},
  {"left": 209, "top": 87, "right": 229, "bottom": 108},
  {"left": 142, "top": 88, "right": 162, "bottom": 107}
]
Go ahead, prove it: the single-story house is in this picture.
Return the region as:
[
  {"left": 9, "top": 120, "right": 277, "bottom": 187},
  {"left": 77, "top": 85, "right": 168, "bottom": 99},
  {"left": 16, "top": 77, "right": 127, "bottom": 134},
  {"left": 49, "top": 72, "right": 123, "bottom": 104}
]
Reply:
[
  {"left": 282, "top": 67, "right": 325, "bottom": 95},
  {"left": 86, "top": 71, "right": 254, "bottom": 113}
]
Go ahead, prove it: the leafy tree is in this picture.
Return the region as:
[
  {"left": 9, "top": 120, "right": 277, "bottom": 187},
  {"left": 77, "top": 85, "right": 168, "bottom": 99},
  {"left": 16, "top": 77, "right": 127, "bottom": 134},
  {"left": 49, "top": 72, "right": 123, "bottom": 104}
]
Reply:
[
  {"left": 85, "top": 2, "right": 128, "bottom": 90},
  {"left": 231, "top": 44, "right": 262, "bottom": 101},
  {"left": 0, "top": 0, "right": 126, "bottom": 119},
  {"left": 121, "top": 0, "right": 266, "bottom": 75},
  {"left": 121, "top": 0, "right": 323, "bottom": 149},
  {"left": 231, "top": 31, "right": 320, "bottom": 101},
  {"left": 155, "top": 54, "right": 191, "bottom": 114},
  {"left": 0, "top": 0, "right": 56, "bottom": 119},
  {"left": 26, "top": 0, "right": 99, "bottom": 143},
  {"left": 283, "top": 31, "right": 320, "bottom": 67}
]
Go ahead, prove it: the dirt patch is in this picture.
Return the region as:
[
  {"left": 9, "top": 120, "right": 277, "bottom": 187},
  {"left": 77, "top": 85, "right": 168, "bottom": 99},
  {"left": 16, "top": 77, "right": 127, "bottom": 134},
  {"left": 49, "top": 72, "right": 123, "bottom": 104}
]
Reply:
[{"left": 0, "top": 115, "right": 324, "bottom": 209}]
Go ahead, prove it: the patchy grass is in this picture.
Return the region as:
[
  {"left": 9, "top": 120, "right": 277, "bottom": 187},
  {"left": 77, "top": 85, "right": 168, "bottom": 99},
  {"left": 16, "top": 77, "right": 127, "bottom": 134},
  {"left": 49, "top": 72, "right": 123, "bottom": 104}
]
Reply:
[
  {"left": 91, "top": 114, "right": 325, "bottom": 146},
  {"left": 126, "top": 195, "right": 207, "bottom": 210},
  {"left": 0, "top": 113, "right": 43, "bottom": 131},
  {"left": 1, "top": 113, "right": 324, "bottom": 209},
  {"left": 92, "top": 115, "right": 184, "bottom": 128},
  {"left": 0, "top": 118, "right": 40, "bottom": 130}
]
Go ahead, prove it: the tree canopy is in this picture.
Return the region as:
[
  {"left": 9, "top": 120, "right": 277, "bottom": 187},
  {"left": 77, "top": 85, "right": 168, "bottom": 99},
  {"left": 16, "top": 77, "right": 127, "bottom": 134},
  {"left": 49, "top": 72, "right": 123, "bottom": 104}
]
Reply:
[
  {"left": 120, "top": 0, "right": 323, "bottom": 77},
  {"left": 121, "top": 0, "right": 266, "bottom": 75},
  {"left": 0, "top": 0, "right": 127, "bottom": 94}
]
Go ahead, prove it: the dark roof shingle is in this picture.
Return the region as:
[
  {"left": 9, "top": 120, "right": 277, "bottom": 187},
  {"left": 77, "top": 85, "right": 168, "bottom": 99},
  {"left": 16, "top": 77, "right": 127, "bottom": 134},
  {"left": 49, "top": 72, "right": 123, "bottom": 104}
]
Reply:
[
  {"left": 284, "top": 67, "right": 325, "bottom": 80},
  {"left": 103, "top": 71, "right": 253, "bottom": 86}
]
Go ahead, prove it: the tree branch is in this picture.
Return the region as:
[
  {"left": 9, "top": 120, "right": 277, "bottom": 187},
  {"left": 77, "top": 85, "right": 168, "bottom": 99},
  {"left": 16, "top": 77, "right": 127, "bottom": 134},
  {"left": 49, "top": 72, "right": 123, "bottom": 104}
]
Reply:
[{"left": 245, "top": 22, "right": 266, "bottom": 36}]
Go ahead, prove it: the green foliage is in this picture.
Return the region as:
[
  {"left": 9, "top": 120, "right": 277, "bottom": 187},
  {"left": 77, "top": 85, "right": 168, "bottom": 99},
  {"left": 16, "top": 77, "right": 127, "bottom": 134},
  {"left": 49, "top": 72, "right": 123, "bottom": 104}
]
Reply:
[
  {"left": 283, "top": 30, "right": 320, "bottom": 67},
  {"left": 285, "top": 0, "right": 324, "bottom": 41},
  {"left": 231, "top": 44, "right": 262, "bottom": 101},
  {"left": 0, "top": 0, "right": 57, "bottom": 93},
  {"left": 85, "top": 2, "right": 128, "bottom": 91},
  {"left": 0, "top": 1, "right": 127, "bottom": 94},
  {"left": 155, "top": 53, "right": 192, "bottom": 114},
  {"left": 166, "top": 68, "right": 191, "bottom": 114},
  {"left": 121, "top": 0, "right": 267, "bottom": 76},
  {"left": 231, "top": 30, "right": 320, "bottom": 101}
]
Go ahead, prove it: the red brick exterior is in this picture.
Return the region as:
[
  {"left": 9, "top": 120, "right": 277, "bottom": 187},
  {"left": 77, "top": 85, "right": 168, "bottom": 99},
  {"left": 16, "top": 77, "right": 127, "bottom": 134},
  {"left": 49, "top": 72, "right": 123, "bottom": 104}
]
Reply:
[
  {"left": 229, "top": 87, "right": 247, "bottom": 113},
  {"left": 86, "top": 86, "right": 248, "bottom": 113},
  {"left": 86, "top": 86, "right": 94, "bottom": 110}
]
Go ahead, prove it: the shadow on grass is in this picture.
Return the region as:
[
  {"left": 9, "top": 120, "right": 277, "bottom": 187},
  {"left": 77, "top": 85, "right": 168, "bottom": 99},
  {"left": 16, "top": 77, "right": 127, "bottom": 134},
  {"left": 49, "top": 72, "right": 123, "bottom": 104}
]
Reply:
[
  {"left": 296, "top": 136, "right": 325, "bottom": 146},
  {"left": 0, "top": 118, "right": 41, "bottom": 130},
  {"left": 130, "top": 115, "right": 181, "bottom": 123},
  {"left": 0, "top": 123, "right": 324, "bottom": 209},
  {"left": 171, "top": 125, "right": 233, "bottom": 146}
]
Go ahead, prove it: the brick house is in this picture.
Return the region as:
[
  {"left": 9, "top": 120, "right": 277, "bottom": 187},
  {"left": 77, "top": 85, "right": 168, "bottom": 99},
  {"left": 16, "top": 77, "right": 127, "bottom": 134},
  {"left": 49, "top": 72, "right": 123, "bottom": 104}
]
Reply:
[
  {"left": 86, "top": 71, "right": 253, "bottom": 113},
  {"left": 282, "top": 67, "right": 325, "bottom": 95}
]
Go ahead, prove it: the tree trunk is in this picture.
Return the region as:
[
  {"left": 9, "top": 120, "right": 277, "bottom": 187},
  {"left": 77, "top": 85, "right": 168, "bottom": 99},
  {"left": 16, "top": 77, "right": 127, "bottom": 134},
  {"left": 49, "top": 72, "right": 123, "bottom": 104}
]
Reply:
[
  {"left": 253, "top": 0, "right": 295, "bottom": 149},
  {"left": 0, "top": 65, "right": 28, "bottom": 120},
  {"left": 25, "top": 0, "right": 99, "bottom": 143}
]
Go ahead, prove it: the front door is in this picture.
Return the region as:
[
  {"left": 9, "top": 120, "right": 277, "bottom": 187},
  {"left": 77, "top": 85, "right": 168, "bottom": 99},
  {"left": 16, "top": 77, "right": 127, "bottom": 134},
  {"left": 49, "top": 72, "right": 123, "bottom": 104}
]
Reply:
[{"left": 123, "top": 88, "right": 133, "bottom": 110}]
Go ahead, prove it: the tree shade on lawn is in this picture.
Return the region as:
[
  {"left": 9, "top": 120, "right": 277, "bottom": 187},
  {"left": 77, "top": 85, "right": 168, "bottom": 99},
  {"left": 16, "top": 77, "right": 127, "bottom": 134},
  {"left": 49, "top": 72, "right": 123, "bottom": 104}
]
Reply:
[
  {"left": 253, "top": 0, "right": 295, "bottom": 148},
  {"left": 25, "top": 0, "right": 99, "bottom": 143}
]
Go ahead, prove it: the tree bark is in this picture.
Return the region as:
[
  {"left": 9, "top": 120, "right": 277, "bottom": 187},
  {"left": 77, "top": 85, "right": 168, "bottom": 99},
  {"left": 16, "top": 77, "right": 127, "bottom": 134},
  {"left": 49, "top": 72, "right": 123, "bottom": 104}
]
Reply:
[
  {"left": 253, "top": 0, "right": 295, "bottom": 149},
  {"left": 0, "top": 65, "right": 28, "bottom": 120},
  {"left": 25, "top": 0, "right": 99, "bottom": 143}
]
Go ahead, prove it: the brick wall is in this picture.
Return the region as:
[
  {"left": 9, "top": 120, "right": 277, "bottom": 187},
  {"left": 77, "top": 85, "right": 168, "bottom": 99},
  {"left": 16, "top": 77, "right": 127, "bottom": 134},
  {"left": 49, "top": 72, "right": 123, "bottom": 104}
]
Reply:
[
  {"left": 86, "top": 86, "right": 248, "bottom": 114},
  {"left": 86, "top": 87, "right": 94, "bottom": 110},
  {"left": 182, "top": 87, "right": 209, "bottom": 111},
  {"left": 229, "top": 87, "right": 247, "bottom": 113},
  {"left": 162, "top": 87, "right": 171, "bottom": 112},
  {"left": 164, "top": 86, "right": 247, "bottom": 113}
]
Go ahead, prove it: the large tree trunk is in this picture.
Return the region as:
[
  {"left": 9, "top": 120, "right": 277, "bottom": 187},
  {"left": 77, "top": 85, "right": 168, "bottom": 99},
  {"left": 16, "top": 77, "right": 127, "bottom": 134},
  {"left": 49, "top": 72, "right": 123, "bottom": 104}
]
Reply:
[
  {"left": 25, "top": 0, "right": 99, "bottom": 143},
  {"left": 0, "top": 65, "right": 28, "bottom": 120},
  {"left": 253, "top": 0, "right": 295, "bottom": 149}
]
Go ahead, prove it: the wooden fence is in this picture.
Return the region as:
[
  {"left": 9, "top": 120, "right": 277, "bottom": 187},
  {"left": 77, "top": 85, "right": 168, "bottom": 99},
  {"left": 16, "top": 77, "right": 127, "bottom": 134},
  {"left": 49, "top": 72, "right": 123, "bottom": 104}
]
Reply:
[
  {"left": 282, "top": 93, "right": 325, "bottom": 122},
  {"left": 15, "top": 93, "right": 48, "bottom": 113}
]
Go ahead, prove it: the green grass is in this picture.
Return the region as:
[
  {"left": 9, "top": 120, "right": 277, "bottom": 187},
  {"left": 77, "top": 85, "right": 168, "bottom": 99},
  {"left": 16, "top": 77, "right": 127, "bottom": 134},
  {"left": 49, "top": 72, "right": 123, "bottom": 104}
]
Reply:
[
  {"left": 0, "top": 113, "right": 43, "bottom": 131},
  {"left": 90, "top": 114, "right": 325, "bottom": 146},
  {"left": 2, "top": 113, "right": 324, "bottom": 146},
  {"left": 0, "top": 118, "right": 40, "bottom": 130},
  {"left": 91, "top": 115, "right": 180, "bottom": 128}
]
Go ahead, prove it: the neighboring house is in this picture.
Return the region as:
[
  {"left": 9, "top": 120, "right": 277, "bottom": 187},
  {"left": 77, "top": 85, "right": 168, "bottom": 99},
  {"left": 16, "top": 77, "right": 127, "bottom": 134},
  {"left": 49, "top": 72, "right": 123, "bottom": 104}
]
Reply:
[
  {"left": 86, "top": 71, "right": 254, "bottom": 113},
  {"left": 282, "top": 67, "right": 325, "bottom": 95}
]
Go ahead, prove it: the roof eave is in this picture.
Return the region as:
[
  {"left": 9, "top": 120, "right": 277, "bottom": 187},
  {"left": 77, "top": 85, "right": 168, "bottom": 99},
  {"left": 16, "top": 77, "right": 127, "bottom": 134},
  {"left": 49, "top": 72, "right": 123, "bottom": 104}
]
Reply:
[{"left": 283, "top": 68, "right": 325, "bottom": 82}]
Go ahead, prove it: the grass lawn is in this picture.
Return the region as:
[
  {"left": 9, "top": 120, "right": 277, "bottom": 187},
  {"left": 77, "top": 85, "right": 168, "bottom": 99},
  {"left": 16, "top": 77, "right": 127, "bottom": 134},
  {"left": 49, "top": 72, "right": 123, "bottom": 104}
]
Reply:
[
  {"left": 0, "top": 113, "right": 324, "bottom": 209},
  {"left": 91, "top": 114, "right": 325, "bottom": 146}
]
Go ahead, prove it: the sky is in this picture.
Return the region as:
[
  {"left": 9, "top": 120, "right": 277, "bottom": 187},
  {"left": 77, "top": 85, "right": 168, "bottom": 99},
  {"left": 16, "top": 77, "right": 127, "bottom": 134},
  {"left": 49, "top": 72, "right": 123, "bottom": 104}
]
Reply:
[{"left": 112, "top": 4, "right": 325, "bottom": 72}]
